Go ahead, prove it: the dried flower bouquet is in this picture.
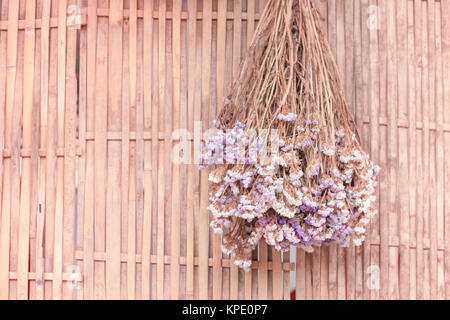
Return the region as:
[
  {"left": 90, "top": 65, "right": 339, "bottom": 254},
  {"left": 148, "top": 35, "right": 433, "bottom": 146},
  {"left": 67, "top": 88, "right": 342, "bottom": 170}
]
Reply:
[{"left": 199, "top": 0, "right": 380, "bottom": 271}]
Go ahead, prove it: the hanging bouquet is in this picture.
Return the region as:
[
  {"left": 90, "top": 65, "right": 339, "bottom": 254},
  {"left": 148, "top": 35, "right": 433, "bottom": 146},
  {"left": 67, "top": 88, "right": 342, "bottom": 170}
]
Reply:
[{"left": 199, "top": 0, "right": 379, "bottom": 271}]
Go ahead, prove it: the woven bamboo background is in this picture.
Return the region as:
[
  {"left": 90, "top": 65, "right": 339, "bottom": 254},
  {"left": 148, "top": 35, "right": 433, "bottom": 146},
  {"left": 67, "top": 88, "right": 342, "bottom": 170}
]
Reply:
[{"left": 0, "top": 0, "right": 449, "bottom": 300}]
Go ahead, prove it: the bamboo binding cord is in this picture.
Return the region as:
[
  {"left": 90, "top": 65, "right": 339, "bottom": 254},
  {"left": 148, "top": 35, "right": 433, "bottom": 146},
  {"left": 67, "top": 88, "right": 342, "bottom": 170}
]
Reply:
[{"left": 199, "top": 0, "right": 380, "bottom": 271}]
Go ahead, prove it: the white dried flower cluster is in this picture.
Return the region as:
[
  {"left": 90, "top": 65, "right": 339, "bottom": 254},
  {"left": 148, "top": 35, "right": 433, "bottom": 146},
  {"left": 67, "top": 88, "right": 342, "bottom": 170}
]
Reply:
[{"left": 200, "top": 118, "right": 380, "bottom": 271}]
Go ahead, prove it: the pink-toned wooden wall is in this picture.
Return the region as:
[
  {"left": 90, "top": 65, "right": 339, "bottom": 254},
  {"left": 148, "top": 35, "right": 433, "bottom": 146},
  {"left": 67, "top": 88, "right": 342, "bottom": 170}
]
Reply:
[{"left": 0, "top": 0, "right": 449, "bottom": 300}]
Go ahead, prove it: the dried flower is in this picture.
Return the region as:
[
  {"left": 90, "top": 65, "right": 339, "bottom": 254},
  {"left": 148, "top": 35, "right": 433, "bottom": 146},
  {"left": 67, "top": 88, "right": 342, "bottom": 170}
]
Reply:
[
  {"left": 198, "top": 0, "right": 379, "bottom": 271},
  {"left": 277, "top": 113, "right": 298, "bottom": 122}
]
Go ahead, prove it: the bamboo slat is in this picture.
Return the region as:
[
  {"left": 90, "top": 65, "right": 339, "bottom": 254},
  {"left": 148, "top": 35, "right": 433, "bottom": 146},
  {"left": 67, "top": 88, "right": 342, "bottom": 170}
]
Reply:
[
  {"left": 156, "top": 0, "right": 166, "bottom": 300},
  {"left": 170, "top": 0, "right": 181, "bottom": 301},
  {"left": 271, "top": 249, "right": 282, "bottom": 300},
  {"left": 368, "top": 0, "right": 380, "bottom": 300},
  {"left": 75, "top": 0, "right": 87, "bottom": 301},
  {"left": 397, "top": 0, "right": 410, "bottom": 300},
  {"left": 118, "top": 3, "right": 128, "bottom": 299},
  {"left": 34, "top": 0, "right": 50, "bottom": 302},
  {"left": 28, "top": 0, "right": 40, "bottom": 300},
  {"left": 420, "top": 0, "right": 429, "bottom": 299},
  {"left": 361, "top": 0, "right": 371, "bottom": 297},
  {"left": 178, "top": 0, "right": 188, "bottom": 299},
  {"left": 0, "top": 0, "right": 6, "bottom": 295},
  {"left": 353, "top": 0, "right": 364, "bottom": 300},
  {"left": 422, "top": 0, "right": 431, "bottom": 300},
  {"left": 213, "top": 0, "right": 227, "bottom": 301},
  {"left": 43, "top": 2, "right": 59, "bottom": 299},
  {"left": 127, "top": 0, "right": 137, "bottom": 300},
  {"left": 442, "top": 0, "right": 450, "bottom": 299},
  {"left": 0, "top": 0, "right": 19, "bottom": 300},
  {"left": 185, "top": 0, "right": 197, "bottom": 300},
  {"left": 327, "top": 0, "right": 337, "bottom": 300},
  {"left": 407, "top": 0, "right": 417, "bottom": 301},
  {"left": 16, "top": 0, "right": 35, "bottom": 300},
  {"left": 427, "top": 0, "right": 438, "bottom": 300},
  {"left": 344, "top": 0, "right": 355, "bottom": 300},
  {"left": 141, "top": 0, "right": 153, "bottom": 301},
  {"left": 83, "top": 0, "right": 97, "bottom": 300},
  {"left": 0, "top": 0, "right": 6, "bottom": 299},
  {"left": 52, "top": 0, "right": 68, "bottom": 300},
  {"left": 222, "top": 2, "right": 233, "bottom": 300},
  {"left": 247, "top": 0, "right": 255, "bottom": 47},
  {"left": 387, "top": 0, "right": 399, "bottom": 300},
  {"left": 199, "top": 0, "right": 212, "bottom": 300},
  {"left": 135, "top": 2, "right": 145, "bottom": 300},
  {"left": 63, "top": 0, "right": 78, "bottom": 300},
  {"left": 120, "top": 0, "right": 130, "bottom": 299},
  {"left": 414, "top": 0, "right": 424, "bottom": 300},
  {"left": 377, "top": 0, "right": 389, "bottom": 301},
  {"left": 258, "top": 242, "right": 268, "bottom": 300},
  {"left": 9, "top": 0, "right": 25, "bottom": 301},
  {"left": 435, "top": 1, "right": 445, "bottom": 300},
  {"left": 245, "top": 0, "right": 256, "bottom": 301},
  {"left": 311, "top": 249, "right": 320, "bottom": 300},
  {"left": 305, "top": 253, "right": 312, "bottom": 299},
  {"left": 230, "top": 0, "right": 242, "bottom": 300},
  {"left": 282, "top": 251, "right": 290, "bottom": 300},
  {"left": 163, "top": 0, "right": 173, "bottom": 301},
  {"left": 105, "top": 0, "right": 123, "bottom": 300},
  {"left": 94, "top": 0, "right": 109, "bottom": 300},
  {"left": 314, "top": 1, "right": 329, "bottom": 301},
  {"left": 295, "top": 248, "right": 305, "bottom": 300}
]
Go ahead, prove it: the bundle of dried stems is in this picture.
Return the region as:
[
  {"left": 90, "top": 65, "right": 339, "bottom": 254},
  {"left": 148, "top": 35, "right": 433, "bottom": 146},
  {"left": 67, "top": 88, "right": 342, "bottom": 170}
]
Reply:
[{"left": 200, "top": 0, "right": 379, "bottom": 271}]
